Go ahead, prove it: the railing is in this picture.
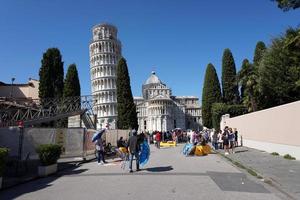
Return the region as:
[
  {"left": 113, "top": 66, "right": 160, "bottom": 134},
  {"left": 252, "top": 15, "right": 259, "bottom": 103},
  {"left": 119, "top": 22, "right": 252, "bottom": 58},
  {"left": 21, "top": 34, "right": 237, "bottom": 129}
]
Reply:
[{"left": 0, "top": 95, "right": 97, "bottom": 128}]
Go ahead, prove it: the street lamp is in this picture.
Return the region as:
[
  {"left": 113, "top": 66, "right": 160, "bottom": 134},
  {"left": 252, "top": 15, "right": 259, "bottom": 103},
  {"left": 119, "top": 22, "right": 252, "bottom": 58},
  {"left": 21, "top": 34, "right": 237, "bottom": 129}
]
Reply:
[{"left": 10, "top": 77, "right": 15, "bottom": 98}]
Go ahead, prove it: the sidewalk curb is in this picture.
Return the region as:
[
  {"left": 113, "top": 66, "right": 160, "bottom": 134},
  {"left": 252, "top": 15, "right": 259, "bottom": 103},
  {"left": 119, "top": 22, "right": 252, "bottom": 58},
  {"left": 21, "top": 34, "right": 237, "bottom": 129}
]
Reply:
[{"left": 215, "top": 150, "right": 298, "bottom": 200}]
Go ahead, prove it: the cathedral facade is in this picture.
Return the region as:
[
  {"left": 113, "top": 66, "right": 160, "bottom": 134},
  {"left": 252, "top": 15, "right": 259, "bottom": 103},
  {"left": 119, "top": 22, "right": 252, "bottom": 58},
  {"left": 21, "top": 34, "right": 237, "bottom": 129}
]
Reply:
[{"left": 134, "top": 72, "right": 202, "bottom": 132}]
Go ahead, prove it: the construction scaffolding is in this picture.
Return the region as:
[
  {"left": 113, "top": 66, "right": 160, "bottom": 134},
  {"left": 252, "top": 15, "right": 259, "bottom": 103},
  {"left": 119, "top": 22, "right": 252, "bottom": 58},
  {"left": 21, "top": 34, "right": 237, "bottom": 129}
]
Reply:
[{"left": 0, "top": 96, "right": 97, "bottom": 129}]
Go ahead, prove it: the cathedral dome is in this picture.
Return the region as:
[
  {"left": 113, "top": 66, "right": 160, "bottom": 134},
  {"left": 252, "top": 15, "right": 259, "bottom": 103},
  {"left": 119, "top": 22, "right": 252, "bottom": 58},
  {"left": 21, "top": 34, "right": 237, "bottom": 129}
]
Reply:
[{"left": 145, "top": 71, "right": 162, "bottom": 85}]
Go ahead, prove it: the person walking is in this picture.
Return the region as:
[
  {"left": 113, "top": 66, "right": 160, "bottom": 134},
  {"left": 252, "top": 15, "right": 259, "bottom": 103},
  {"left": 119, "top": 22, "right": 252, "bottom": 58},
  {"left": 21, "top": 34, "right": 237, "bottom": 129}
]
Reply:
[
  {"left": 155, "top": 132, "right": 161, "bottom": 149},
  {"left": 127, "top": 129, "right": 140, "bottom": 173},
  {"left": 228, "top": 128, "right": 235, "bottom": 153},
  {"left": 96, "top": 136, "right": 106, "bottom": 165},
  {"left": 222, "top": 127, "right": 230, "bottom": 155}
]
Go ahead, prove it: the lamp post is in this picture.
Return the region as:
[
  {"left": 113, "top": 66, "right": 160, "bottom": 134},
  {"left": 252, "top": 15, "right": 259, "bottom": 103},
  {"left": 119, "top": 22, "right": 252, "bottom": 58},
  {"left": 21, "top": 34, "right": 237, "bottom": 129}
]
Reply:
[{"left": 10, "top": 77, "right": 15, "bottom": 98}]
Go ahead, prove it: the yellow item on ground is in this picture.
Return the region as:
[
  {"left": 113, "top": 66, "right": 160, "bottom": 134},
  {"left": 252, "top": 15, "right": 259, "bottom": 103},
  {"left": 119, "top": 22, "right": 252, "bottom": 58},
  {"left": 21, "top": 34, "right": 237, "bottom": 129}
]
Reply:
[
  {"left": 119, "top": 147, "right": 128, "bottom": 154},
  {"left": 194, "top": 146, "right": 205, "bottom": 156},
  {"left": 194, "top": 145, "right": 211, "bottom": 156},
  {"left": 160, "top": 141, "right": 177, "bottom": 147},
  {"left": 202, "top": 145, "right": 212, "bottom": 154}
]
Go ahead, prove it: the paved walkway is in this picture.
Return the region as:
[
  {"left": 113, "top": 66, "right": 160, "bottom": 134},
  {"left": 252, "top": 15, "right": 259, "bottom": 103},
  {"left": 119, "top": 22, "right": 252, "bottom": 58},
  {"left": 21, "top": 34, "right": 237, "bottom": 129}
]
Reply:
[
  {"left": 2, "top": 155, "right": 95, "bottom": 189},
  {"left": 0, "top": 144, "right": 289, "bottom": 200},
  {"left": 217, "top": 146, "right": 300, "bottom": 200}
]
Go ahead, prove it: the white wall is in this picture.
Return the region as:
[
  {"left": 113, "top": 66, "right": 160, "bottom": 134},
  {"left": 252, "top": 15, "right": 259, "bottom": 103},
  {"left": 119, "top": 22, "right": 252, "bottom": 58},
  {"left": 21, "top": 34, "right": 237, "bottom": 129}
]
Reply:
[{"left": 221, "top": 101, "right": 300, "bottom": 160}]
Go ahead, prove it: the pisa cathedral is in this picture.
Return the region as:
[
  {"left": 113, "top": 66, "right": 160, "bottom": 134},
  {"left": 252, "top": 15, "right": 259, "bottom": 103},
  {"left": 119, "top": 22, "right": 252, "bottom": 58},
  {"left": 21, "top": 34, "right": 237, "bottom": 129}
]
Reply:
[
  {"left": 134, "top": 72, "right": 202, "bottom": 133},
  {"left": 90, "top": 23, "right": 202, "bottom": 131}
]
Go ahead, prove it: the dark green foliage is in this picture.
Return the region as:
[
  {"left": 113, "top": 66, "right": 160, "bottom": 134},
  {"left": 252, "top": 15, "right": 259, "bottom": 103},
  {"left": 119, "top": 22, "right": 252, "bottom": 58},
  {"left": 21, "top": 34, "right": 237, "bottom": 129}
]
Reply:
[
  {"left": 202, "top": 63, "right": 222, "bottom": 128},
  {"left": 253, "top": 41, "right": 267, "bottom": 67},
  {"left": 39, "top": 48, "right": 64, "bottom": 101},
  {"left": 59, "top": 64, "right": 81, "bottom": 127},
  {"left": 116, "top": 58, "right": 138, "bottom": 130},
  {"left": 252, "top": 41, "right": 267, "bottom": 110},
  {"left": 212, "top": 103, "right": 247, "bottom": 131},
  {"left": 221, "top": 49, "right": 239, "bottom": 104},
  {"left": 283, "top": 154, "right": 296, "bottom": 160},
  {"left": 239, "top": 59, "right": 252, "bottom": 99},
  {"left": 0, "top": 148, "right": 9, "bottom": 176},
  {"left": 271, "top": 152, "right": 279, "bottom": 156},
  {"left": 272, "top": 0, "right": 300, "bottom": 11},
  {"left": 238, "top": 42, "right": 267, "bottom": 112},
  {"left": 238, "top": 59, "right": 258, "bottom": 112},
  {"left": 64, "top": 64, "right": 81, "bottom": 97},
  {"left": 259, "top": 28, "right": 300, "bottom": 108},
  {"left": 36, "top": 144, "right": 62, "bottom": 166}
]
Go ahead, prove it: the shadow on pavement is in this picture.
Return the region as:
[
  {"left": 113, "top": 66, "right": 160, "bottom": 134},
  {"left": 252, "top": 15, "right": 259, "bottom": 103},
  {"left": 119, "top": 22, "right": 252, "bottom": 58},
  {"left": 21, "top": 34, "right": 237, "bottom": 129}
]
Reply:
[
  {"left": 0, "top": 165, "right": 87, "bottom": 200},
  {"left": 145, "top": 166, "right": 173, "bottom": 172}
]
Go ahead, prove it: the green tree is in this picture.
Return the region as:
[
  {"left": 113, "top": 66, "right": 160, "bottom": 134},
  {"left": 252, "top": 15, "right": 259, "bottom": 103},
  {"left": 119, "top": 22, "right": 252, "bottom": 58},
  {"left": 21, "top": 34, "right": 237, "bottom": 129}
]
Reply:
[
  {"left": 259, "top": 28, "right": 300, "bottom": 108},
  {"left": 62, "top": 64, "right": 81, "bottom": 127},
  {"left": 39, "top": 48, "right": 64, "bottom": 100},
  {"left": 212, "top": 103, "right": 247, "bottom": 131},
  {"left": 116, "top": 58, "right": 138, "bottom": 130},
  {"left": 252, "top": 41, "right": 267, "bottom": 110},
  {"left": 272, "top": 0, "right": 300, "bottom": 11},
  {"left": 63, "top": 64, "right": 81, "bottom": 97},
  {"left": 202, "top": 63, "right": 222, "bottom": 128},
  {"left": 221, "top": 48, "right": 239, "bottom": 104},
  {"left": 238, "top": 59, "right": 258, "bottom": 112},
  {"left": 253, "top": 41, "right": 267, "bottom": 67}
]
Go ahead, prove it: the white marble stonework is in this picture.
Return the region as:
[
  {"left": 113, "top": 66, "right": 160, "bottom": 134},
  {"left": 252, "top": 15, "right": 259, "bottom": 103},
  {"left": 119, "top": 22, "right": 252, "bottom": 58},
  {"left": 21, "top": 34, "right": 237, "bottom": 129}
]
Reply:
[
  {"left": 90, "top": 23, "right": 122, "bottom": 129},
  {"left": 134, "top": 72, "right": 202, "bottom": 132}
]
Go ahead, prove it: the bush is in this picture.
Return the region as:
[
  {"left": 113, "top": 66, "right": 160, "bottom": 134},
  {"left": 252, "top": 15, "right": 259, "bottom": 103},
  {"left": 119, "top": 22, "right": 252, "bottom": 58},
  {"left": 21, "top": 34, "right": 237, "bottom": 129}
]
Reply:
[
  {"left": 271, "top": 152, "right": 279, "bottom": 156},
  {"left": 36, "top": 144, "right": 62, "bottom": 166},
  {"left": 283, "top": 154, "right": 296, "bottom": 160},
  {"left": 212, "top": 103, "right": 247, "bottom": 130},
  {"left": 0, "top": 148, "right": 9, "bottom": 176}
]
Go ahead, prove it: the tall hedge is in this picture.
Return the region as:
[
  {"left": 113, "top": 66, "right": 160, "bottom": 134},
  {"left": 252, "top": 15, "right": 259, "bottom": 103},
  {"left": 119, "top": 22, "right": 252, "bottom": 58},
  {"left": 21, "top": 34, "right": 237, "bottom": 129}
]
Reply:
[
  {"left": 202, "top": 63, "right": 222, "bottom": 128},
  {"left": 116, "top": 58, "right": 138, "bottom": 130},
  {"left": 221, "top": 48, "right": 239, "bottom": 104},
  {"left": 212, "top": 103, "right": 247, "bottom": 131}
]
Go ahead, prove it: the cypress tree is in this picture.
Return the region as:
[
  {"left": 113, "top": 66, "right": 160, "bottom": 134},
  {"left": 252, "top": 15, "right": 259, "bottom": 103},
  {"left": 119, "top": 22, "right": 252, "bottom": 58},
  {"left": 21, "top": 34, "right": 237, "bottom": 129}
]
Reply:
[
  {"left": 116, "top": 58, "right": 138, "bottom": 130},
  {"left": 202, "top": 63, "right": 222, "bottom": 128},
  {"left": 39, "top": 48, "right": 64, "bottom": 100},
  {"left": 253, "top": 41, "right": 267, "bottom": 67},
  {"left": 252, "top": 41, "right": 266, "bottom": 110},
  {"left": 63, "top": 64, "right": 81, "bottom": 97},
  {"left": 221, "top": 48, "right": 239, "bottom": 104}
]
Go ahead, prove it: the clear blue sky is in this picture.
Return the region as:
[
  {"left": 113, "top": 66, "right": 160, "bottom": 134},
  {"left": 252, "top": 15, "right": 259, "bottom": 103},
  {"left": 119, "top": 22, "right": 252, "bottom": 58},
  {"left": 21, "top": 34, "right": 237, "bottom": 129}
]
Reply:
[{"left": 0, "top": 0, "right": 299, "bottom": 101}]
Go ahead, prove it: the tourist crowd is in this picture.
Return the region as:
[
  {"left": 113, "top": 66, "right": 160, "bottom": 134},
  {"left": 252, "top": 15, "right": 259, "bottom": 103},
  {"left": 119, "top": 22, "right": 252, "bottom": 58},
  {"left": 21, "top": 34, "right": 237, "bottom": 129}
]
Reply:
[{"left": 211, "top": 126, "right": 238, "bottom": 155}]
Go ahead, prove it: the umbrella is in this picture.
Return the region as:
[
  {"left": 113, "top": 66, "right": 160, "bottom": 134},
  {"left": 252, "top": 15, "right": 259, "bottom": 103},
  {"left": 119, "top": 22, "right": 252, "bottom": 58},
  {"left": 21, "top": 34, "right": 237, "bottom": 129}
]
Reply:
[{"left": 92, "top": 128, "right": 106, "bottom": 142}]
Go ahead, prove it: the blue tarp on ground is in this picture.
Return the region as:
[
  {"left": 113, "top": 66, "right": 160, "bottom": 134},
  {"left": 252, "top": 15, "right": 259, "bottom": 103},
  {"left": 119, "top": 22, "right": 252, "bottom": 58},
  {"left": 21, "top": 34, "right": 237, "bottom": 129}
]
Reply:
[{"left": 183, "top": 143, "right": 194, "bottom": 156}]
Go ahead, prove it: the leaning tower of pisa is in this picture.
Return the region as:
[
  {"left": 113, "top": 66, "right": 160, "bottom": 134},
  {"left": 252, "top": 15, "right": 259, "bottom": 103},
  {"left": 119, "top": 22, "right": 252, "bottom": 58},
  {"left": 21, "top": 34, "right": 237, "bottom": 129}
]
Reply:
[{"left": 90, "top": 23, "right": 122, "bottom": 129}]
